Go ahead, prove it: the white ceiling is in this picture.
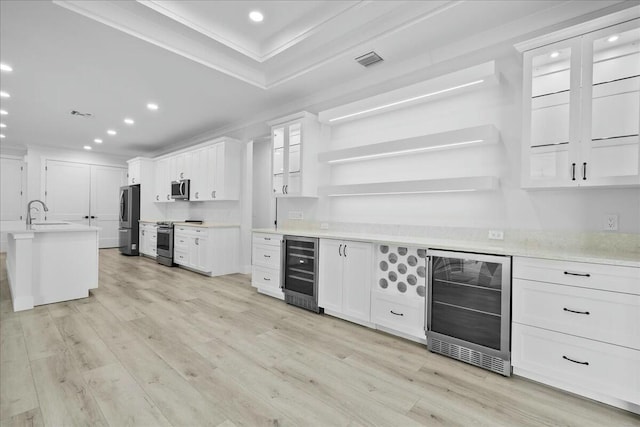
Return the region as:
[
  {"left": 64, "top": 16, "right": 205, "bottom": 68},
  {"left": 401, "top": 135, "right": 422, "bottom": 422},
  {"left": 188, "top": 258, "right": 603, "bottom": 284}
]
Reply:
[{"left": 0, "top": 0, "right": 632, "bottom": 157}]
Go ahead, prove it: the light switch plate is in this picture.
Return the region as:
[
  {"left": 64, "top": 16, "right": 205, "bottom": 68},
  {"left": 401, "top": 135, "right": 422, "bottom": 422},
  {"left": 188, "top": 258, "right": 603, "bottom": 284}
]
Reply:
[
  {"left": 603, "top": 214, "right": 618, "bottom": 231},
  {"left": 488, "top": 230, "right": 504, "bottom": 240},
  {"left": 288, "top": 211, "right": 303, "bottom": 220}
]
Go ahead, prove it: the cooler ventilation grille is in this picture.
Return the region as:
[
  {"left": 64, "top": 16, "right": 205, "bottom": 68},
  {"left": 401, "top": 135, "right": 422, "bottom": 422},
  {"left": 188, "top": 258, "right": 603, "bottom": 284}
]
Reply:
[
  {"left": 355, "top": 51, "right": 384, "bottom": 67},
  {"left": 429, "top": 337, "right": 511, "bottom": 376},
  {"left": 285, "top": 293, "right": 320, "bottom": 313}
]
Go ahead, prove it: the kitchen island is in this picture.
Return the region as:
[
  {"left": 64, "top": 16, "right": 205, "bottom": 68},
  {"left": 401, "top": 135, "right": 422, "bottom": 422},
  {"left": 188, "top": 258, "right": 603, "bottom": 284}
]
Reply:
[{"left": 5, "top": 222, "right": 99, "bottom": 311}]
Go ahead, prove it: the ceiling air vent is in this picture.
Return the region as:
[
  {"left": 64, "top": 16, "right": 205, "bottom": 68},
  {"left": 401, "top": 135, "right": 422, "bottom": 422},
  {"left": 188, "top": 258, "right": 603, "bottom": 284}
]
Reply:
[
  {"left": 355, "top": 51, "right": 383, "bottom": 68},
  {"left": 70, "top": 110, "right": 93, "bottom": 118}
]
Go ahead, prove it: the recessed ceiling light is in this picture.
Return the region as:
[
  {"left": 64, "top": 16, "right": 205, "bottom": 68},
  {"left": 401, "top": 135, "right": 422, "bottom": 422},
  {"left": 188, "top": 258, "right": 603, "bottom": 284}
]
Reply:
[
  {"left": 83, "top": 145, "right": 92, "bottom": 150},
  {"left": 94, "top": 138, "right": 103, "bottom": 144},
  {"left": 249, "top": 11, "right": 264, "bottom": 22},
  {"left": 124, "top": 118, "right": 135, "bottom": 125},
  {"left": 607, "top": 35, "right": 619, "bottom": 43},
  {"left": 0, "top": 110, "right": 7, "bottom": 115},
  {"left": 0, "top": 134, "right": 5, "bottom": 139},
  {"left": 146, "top": 103, "right": 159, "bottom": 111},
  {"left": 0, "top": 63, "right": 12, "bottom": 72},
  {"left": 550, "top": 51, "right": 559, "bottom": 58},
  {"left": 0, "top": 91, "right": 10, "bottom": 98},
  {"left": 107, "top": 129, "right": 117, "bottom": 135},
  {"left": 0, "top": 123, "right": 5, "bottom": 128}
]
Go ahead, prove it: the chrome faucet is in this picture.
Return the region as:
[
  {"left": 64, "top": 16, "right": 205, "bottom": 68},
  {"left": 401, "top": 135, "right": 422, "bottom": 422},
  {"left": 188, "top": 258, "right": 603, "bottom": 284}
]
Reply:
[{"left": 26, "top": 200, "right": 49, "bottom": 225}]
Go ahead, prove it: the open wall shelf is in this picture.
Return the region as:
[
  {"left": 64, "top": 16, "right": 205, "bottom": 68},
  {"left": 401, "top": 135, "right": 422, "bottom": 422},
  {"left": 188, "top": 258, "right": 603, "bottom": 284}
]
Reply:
[
  {"left": 318, "top": 125, "right": 499, "bottom": 164},
  {"left": 318, "top": 176, "right": 499, "bottom": 197},
  {"left": 318, "top": 61, "right": 500, "bottom": 124}
]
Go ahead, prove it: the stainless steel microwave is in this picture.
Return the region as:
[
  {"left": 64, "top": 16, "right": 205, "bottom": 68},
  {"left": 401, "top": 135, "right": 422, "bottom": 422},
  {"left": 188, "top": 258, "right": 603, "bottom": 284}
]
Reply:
[{"left": 171, "top": 179, "right": 190, "bottom": 200}]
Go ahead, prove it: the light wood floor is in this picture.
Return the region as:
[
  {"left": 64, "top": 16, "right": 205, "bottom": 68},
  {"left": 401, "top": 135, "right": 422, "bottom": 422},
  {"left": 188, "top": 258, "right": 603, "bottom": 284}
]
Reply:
[{"left": 1, "top": 249, "right": 638, "bottom": 427}]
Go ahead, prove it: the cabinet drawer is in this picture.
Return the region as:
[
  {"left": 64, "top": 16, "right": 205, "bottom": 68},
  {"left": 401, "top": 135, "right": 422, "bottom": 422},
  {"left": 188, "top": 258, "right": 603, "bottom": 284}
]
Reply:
[
  {"left": 253, "top": 233, "right": 282, "bottom": 247},
  {"left": 513, "top": 257, "right": 640, "bottom": 295},
  {"left": 253, "top": 244, "right": 281, "bottom": 269},
  {"left": 174, "top": 249, "right": 188, "bottom": 266},
  {"left": 175, "top": 226, "right": 206, "bottom": 236},
  {"left": 512, "top": 323, "right": 640, "bottom": 404},
  {"left": 513, "top": 279, "right": 640, "bottom": 349},
  {"left": 251, "top": 265, "right": 281, "bottom": 290},
  {"left": 174, "top": 235, "right": 189, "bottom": 250},
  {"left": 371, "top": 291, "right": 425, "bottom": 339}
]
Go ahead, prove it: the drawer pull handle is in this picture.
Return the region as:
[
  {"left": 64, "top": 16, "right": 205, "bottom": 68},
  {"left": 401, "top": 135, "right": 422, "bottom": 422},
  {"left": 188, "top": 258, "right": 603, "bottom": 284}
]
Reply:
[
  {"left": 264, "top": 277, "right": 270, "bottom": 281},
  {"left": 564, "top": 271, "right": 590, "bottom": 277},
  {"left": 264, "top": 255, "right": 271, "bottom": 258},
  {"left": 390, "top": 310, "right": 404, "bottom": 316},
  {"left": 563, "top": 308, "right": 590, "bottom": 315},
  {"left": 264, "top": 238, "right": 271, "bottom": 240},
  {"left": 562, "top": 355, "right": 589, "bottom": 366}
]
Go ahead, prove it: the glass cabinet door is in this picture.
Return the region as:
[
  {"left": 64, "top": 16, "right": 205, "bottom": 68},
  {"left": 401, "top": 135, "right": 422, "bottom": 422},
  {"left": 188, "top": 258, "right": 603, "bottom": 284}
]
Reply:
[
  {"left": 286, "top": 123, "right": 302, "bottom": 195},
  {"left": 272, "top": 127, "right": 285, "bottom": 195},
  {"left": 522, "top": 38, "right": 582, "bottom": 187},
  {"left": 581, "top": 22, "right": 640, "bottom": 186}
]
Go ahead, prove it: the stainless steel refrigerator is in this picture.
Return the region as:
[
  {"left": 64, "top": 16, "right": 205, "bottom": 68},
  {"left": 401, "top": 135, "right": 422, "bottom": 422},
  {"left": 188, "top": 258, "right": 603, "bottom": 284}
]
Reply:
[{"left": 118, "top": 184, "right": 140, "bottom": 256}]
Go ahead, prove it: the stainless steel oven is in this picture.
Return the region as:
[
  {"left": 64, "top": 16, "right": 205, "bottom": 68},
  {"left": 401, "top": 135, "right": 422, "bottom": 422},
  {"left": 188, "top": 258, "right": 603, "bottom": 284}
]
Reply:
[
  {"left": 426, "top": 250, "right": 512, "bottom": 376},
  {"left": 171, "top": 179, "right": 190, "bottom": 200},
  {"left": 156, "top": 222, "right": 174, "bottom": 266},
  {"left": 282, "top": 236, "right": 320, "bottom": 313}
]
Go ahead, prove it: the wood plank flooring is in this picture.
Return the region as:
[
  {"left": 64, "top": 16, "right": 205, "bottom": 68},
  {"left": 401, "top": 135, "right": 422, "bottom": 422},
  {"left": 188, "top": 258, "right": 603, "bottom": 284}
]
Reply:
[{"left": 1, "top": 249, "right": 639, "bottom": 426}]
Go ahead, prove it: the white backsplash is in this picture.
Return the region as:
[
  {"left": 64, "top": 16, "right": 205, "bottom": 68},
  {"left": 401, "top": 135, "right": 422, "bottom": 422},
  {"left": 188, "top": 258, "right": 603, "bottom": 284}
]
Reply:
[{"left": 164, "top": 201, "right": 241, "bottom": 223}]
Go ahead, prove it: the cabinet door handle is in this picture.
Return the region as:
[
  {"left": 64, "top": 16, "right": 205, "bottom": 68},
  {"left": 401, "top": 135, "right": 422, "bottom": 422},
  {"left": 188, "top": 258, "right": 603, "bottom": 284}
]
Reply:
[
  {"left": 562, "top": 355, "right": 589, "bottom": 366},
  {"left": 563, "top": 308, "right": 590, "bottom": 315},
  {"left": 264, "top": 254, "right": 271, "bottom": 258},
  {"left": 571, "top": 163, "right": 576, "bottom": 181},
  {"left": 264, "top": 277, "right": 271, "bottom": 281},
  {"left": 264, "top": 237, "right": 271, "bottom": 241},
  {"left": 390, "top": 310, "right": 404, "bottom": 316},
  {"left": 338, "top": 244, "right": 342, "bottom": 256},
  {"left": 180, "top": 172, "right": 184, "bottom": 179},
  {"left": 84, "top": 215, "right": 89, "bottom": 219},
  {"left": 156, "top": 195, "right": 159, "bottom": 201},
  {"left": 344, "top": 245, "right": 347, "bottom": 257},
  {"left": 166, "top": 194, "right": 170, "bottom": 200},
  {"left": 282, "top": 185, "right": 285, "bottom": 194},
  {"left": 195, "top": 238, "right": 199, "bottom": 245},
  {"left": 582, "top": 162, "right": 587, "bottom": 180},
  {"left": 564, "top": 271, "right": 590, "bottom": 277},
  {"left": 195, "top": 192, "right": 199, "bottom": 199},
  {"left": 142, "top": 230, "right": 145, "bottom": 236}
]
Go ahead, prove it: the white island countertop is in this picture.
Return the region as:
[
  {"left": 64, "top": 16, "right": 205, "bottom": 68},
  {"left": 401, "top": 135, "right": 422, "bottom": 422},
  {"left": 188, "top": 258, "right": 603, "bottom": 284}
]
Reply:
[
  {"left": 5, "top": 222, "right": 99, "bottom": 311},
  {"left": 6, "top": 222, "right": 100, "bottom": 234},
  {"left": 253, "top": 228, "right": 640, "bottom": 268}
]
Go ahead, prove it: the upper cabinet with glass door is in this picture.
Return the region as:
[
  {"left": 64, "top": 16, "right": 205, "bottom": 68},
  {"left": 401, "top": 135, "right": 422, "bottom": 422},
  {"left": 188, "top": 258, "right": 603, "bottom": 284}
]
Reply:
[
  {"left": 520, "top": 14, "right": 640, "bottom": 188},
  {"left": 268, "top": 111, "right": 321, "bottom": 197}
]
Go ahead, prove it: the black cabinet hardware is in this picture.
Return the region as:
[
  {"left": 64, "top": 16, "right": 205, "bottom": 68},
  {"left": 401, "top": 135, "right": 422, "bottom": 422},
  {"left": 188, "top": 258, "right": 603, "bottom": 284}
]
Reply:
[
  {"left": 571, "top": 163, "right": 576, "bottom": 181},
  {"left": 390, "top": 310, "right": 404, "bottom": 316},
  {"left": 582, "top": 162, "right": 587, "bottom": 180},
  {"left": 563, "top": 355, "right": 589, "bottom": 365},
  {"left": 564, "top": 271, "right": 590, "bottom": 277},
  {"left": 563, "top": 308, "right": 590, "bottom": 315}
]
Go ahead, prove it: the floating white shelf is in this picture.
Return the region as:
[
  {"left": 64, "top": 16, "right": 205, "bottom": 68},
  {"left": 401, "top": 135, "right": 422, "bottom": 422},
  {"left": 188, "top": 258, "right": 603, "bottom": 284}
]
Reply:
[
  {"left": 318, "top": 61, "right": 500, "bottom": 124},
  {"left": 318, "top": 124, "right": 499, "bottom": 164},
  {"left": 319, "top": 176, "right": 499, "bottom": 197}
]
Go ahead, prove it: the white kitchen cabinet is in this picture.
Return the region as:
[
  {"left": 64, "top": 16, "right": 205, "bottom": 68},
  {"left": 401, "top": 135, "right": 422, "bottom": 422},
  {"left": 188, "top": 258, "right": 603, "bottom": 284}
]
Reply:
[
  {"left": 318, "top": 239, "right": 373, "bottom": 325},
  {"left": 251, "top": 233, "right": 283, "bottom": 299},
  {"left": 371, "top": 245, "right": 427, "bottom": 342},
  {"left": 173, "top": 225, "right": 240, "bottom": 276},
  {"left": 172, "top": 152, "right": 192, "bottom": 181},
  {"left": 126, "top": 158, "right": 141, "bottom": 185},
  {"left": 512, "top": 256, "right": 640, "bottom": 412},
  {"left": 520, "top": 18, "right": 640, "bottom": 188},
  {"left": 154, "top": 157, "right": 173, "bottom": 202},
  {"left": 139, "top": 222, "right": 157, "bottom": 258},
  {"left": 268, "top": 111, "right": 321, "bottom": 197}
]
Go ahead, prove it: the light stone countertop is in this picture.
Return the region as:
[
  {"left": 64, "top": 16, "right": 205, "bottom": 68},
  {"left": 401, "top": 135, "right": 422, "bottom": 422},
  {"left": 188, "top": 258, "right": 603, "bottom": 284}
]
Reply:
[
  {"left": 140, "top": 220, "right": 240, "bottom": 228},
  {"left": 6, "top": 222, "right": 100, "bottom": 235},
  {"left": 253, "top": 227, "right": 640, "bottom": 268}
]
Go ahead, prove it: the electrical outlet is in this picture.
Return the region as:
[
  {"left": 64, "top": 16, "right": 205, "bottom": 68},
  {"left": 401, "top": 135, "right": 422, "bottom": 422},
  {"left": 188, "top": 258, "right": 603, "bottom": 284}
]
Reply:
[
  {"left": 320, "top": 222, "right": 329, "bottom": 230},
  {"left": 603, "top": 214, "right": 618, "bottom": 231},
  {"left": 488, "top": 230, "right": 504, "bottom": 240},
  {"left": 288, "top": 211, "right": 303, "bottom": 220}
]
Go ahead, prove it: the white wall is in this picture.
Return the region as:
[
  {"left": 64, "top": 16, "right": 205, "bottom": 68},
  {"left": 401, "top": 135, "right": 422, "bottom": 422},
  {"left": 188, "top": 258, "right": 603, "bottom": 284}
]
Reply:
[{"left": 278, "top": 53, "right": 640, "bottom": 234}]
